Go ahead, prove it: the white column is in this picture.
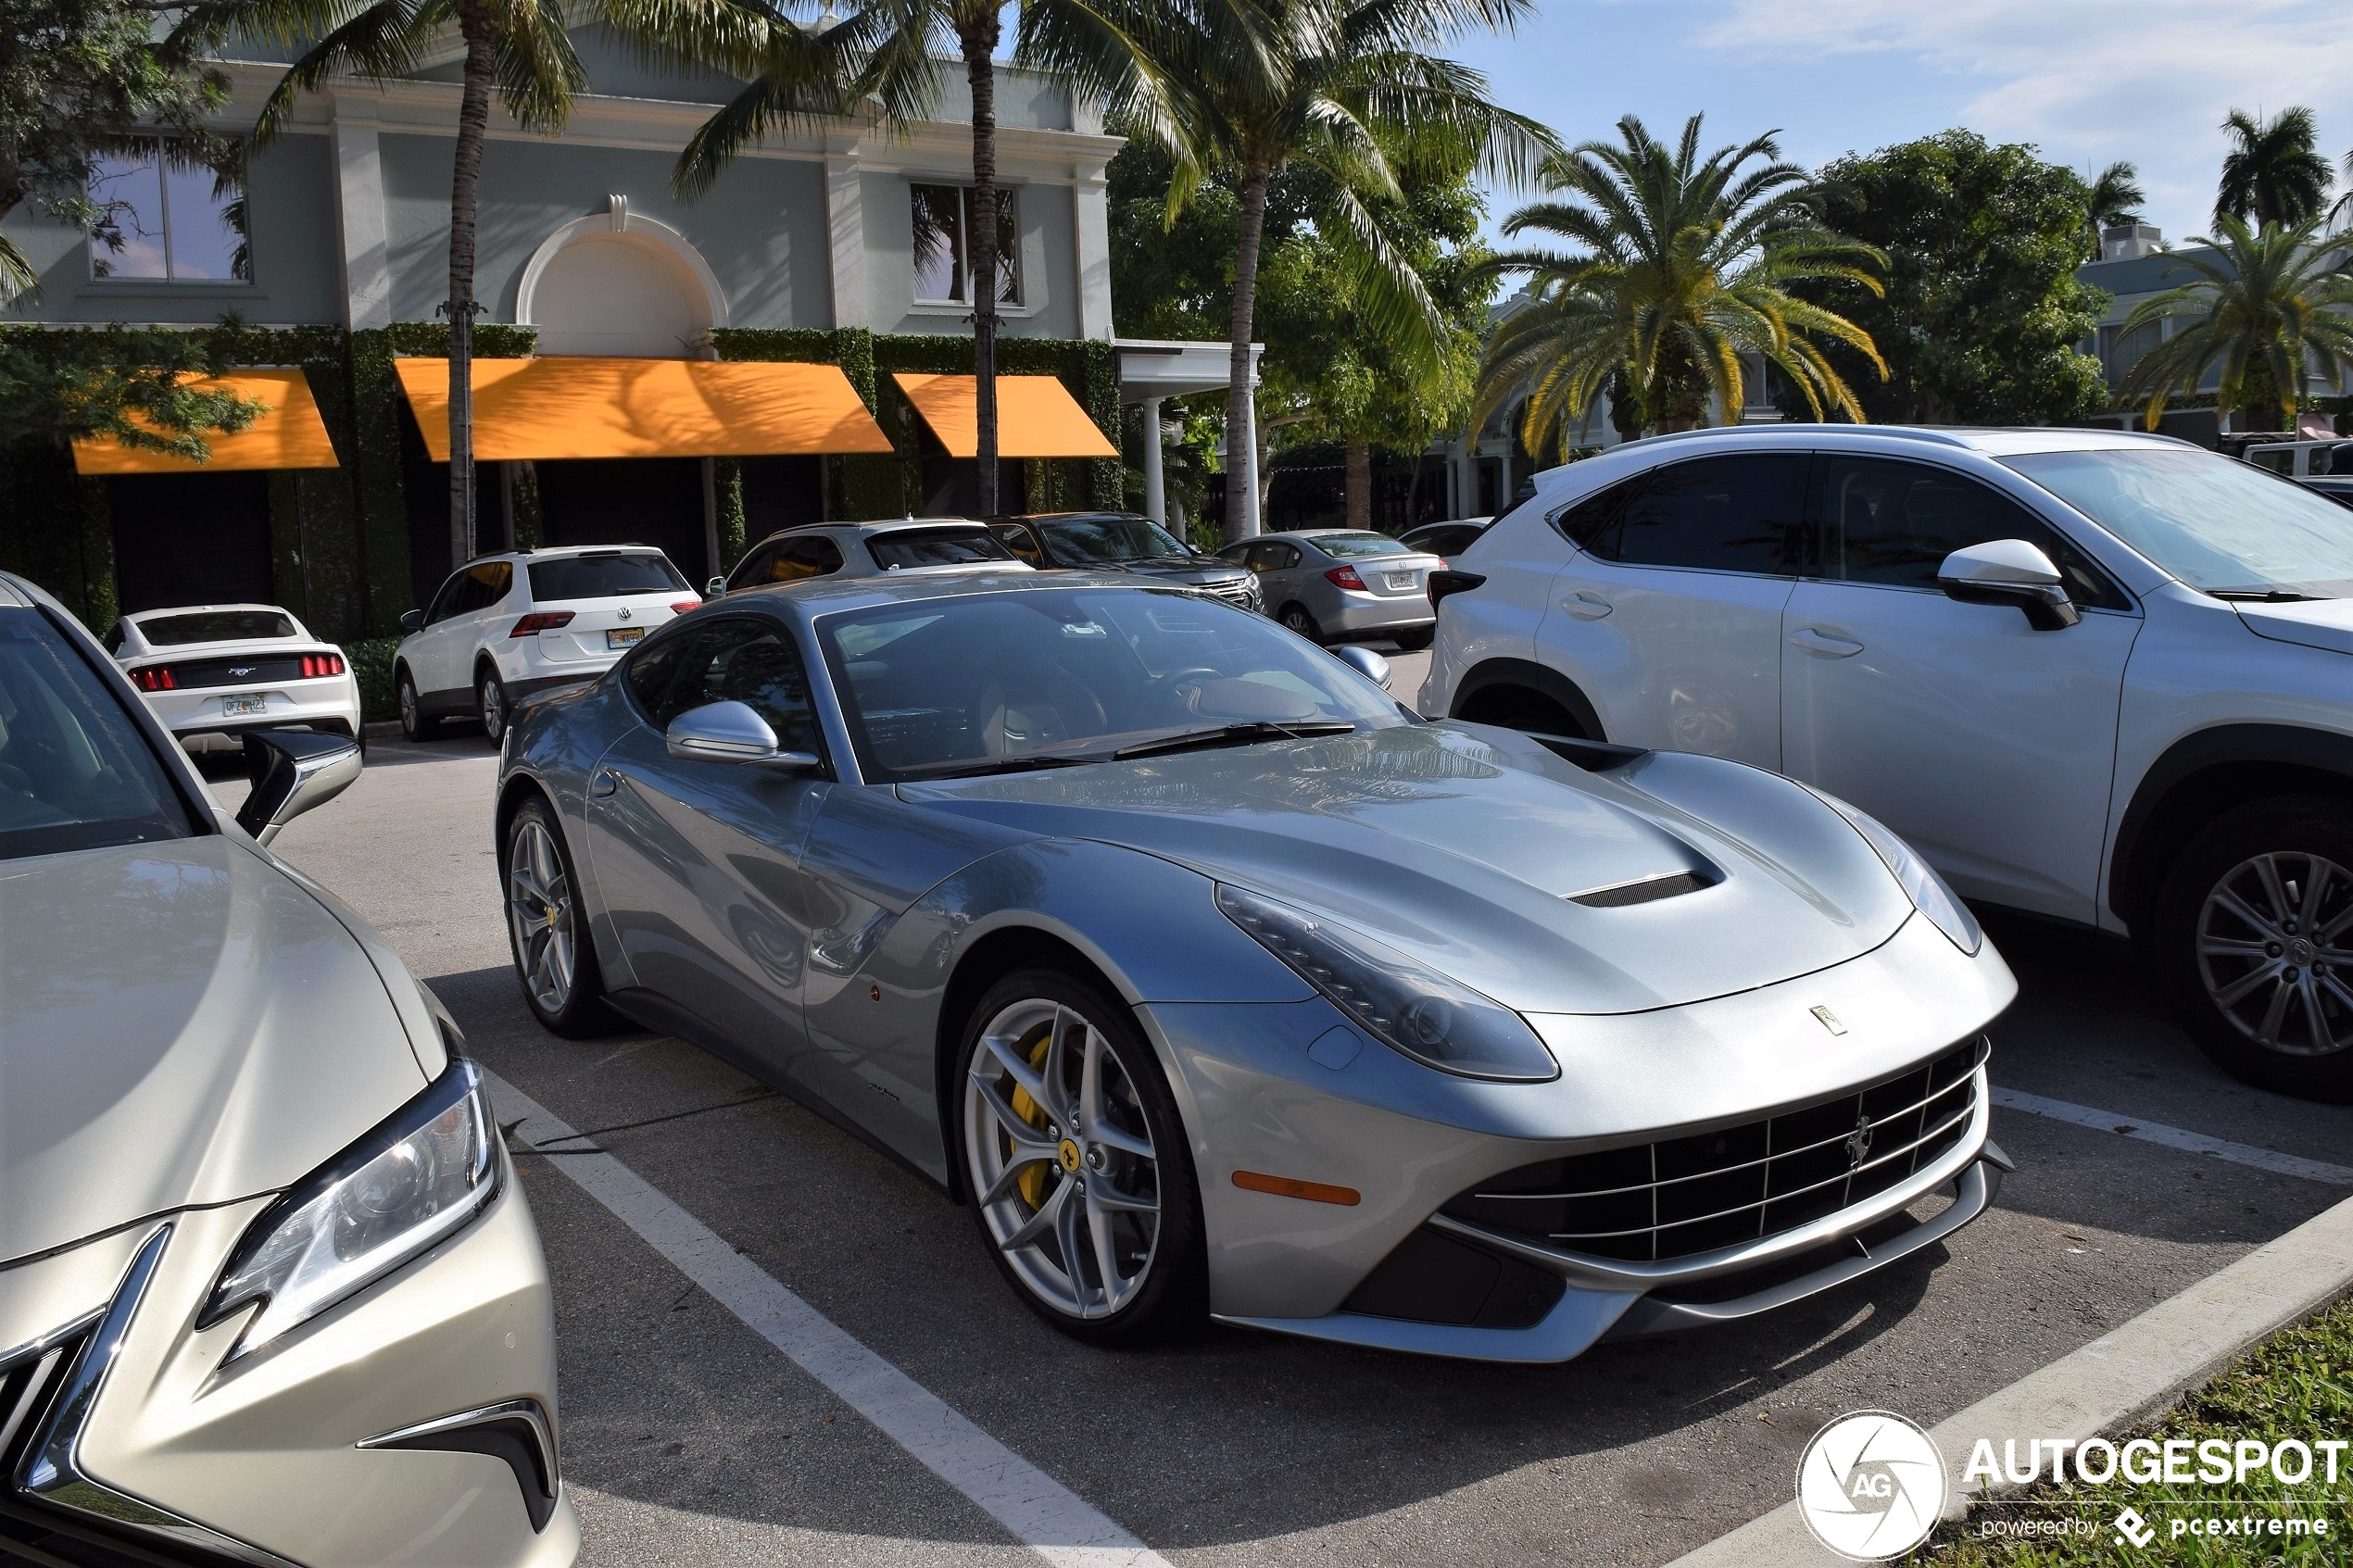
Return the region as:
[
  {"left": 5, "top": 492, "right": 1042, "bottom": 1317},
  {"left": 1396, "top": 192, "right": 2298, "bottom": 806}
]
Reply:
[
  {"left": 330, "top": 110, "right": 392, "bottom": 331},
  {"left": 1139, "top": 396, "right": 1166, "bottom": 526},
  {"left": 823, "top": 132, "right": 866, "bottom": 331},
  {"left": 1239, "top": 393, "right": 1261, "bottom": 538},
  {"left": 1074, "top": 167, "right": 1114, "bottom": 343}
]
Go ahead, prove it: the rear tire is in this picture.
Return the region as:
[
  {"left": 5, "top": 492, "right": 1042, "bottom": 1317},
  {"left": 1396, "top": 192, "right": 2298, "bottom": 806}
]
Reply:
[
  {"left": 1455, "top": 684, "right": 1586, "bottom": 739},
  {"left": 503, "top": 796, "right": 618, "bottom": 1038},
  {"left": 956, "top": 965, "right": 1206, "bottom": 1346},
  {"left": 1277, "top": 603, "right": 1322, "bottom": 644},
  {"left": 479, "top": 667, "right": 510, "bottom": 746},
  {"left": 1391, "top": 626, "right": 1434, "bottom": 652},
  {"left": 2154, "top": 794, "right": 2353, "bottom": 1102},
  {"left": 396, "top": 669, "right": 430, "bottom": 743}
]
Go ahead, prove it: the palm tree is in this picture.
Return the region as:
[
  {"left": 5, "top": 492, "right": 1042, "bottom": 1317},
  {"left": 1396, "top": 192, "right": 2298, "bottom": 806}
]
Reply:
[
  {"left": 2116, "top": 214, "right": 2353, "bottom": 433},
  {"left": 2084, "top": 159, "right": 2144, "bottom": 254},
  {"left": 183, "top": 0, "right": 711, "bottom": 570},
  {"left": 2216, "top": 107, "right": 2334, "bottom": 229},
  {"left": 1022, "top": 0, "right": 1553, "bottom": 542},
  {"left": 1467, "top": 114, "right": 1886, "bottom": 452},
  {"left": 671, "top": 0, "right": 1026, "bottom": 512}
]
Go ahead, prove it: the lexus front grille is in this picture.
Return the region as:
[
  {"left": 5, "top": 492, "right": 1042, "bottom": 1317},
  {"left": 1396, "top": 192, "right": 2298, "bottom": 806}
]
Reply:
[{"left": 1442, "top": 1037, "right": 1988, "bottom": 1262}]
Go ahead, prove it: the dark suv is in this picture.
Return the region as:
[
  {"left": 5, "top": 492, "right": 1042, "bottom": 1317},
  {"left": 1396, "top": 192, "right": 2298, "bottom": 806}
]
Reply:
[{"left": 989, "top": 512, "right": 1263, "bottom": 613}]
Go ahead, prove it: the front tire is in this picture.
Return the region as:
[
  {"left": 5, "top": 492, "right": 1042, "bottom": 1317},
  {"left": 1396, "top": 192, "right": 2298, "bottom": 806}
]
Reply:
[
  {"left": 479, "top": 666, "right": 510, "bottom": 746},
  {"left": 1277, "top": 603, "right": 1322, "bottom": 644},
  {"left": 504, "top": 796, "right": 617, "bottom": 1038},
  {"left": 396, "top": 669, "right": 429, "bottom": 743},
  {"left": 2155, "top": 794, "right": 2353, "bottom": 1102},
  {"left": 957, "top": 966, "right": 1205, "bottom": 1345}
]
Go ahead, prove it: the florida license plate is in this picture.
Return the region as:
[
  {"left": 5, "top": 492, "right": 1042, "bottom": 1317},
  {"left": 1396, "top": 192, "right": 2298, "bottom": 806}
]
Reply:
[
  {"left": 1384, "top": 571, "right": 1415, "bottom": 590},
  {"left": 605, "top": 628, "right": 644, "bottom": 649},
  {"left": 222, "top": 694, "right": 267, "bottom": 717}
]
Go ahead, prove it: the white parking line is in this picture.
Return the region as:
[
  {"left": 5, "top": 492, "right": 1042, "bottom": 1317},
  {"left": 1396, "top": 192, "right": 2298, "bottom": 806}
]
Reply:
[
  {"left": 1991, "top": 1085, "right": 2353, "bottom": 1185},
  {"left": 481, "top": 1069, "right": 1174, "bottom": 1568}
]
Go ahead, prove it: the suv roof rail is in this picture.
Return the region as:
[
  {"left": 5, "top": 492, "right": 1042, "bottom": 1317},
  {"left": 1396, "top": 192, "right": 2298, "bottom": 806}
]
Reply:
[{"left": 1616, "top": 423, "right": 1981, "bottom": 451}]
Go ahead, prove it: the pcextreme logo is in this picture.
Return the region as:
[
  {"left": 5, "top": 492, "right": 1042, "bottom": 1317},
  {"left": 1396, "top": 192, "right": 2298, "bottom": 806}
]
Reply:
[{"left": 1795, "top": 1411, "right": 1949, "bottom": 1561}]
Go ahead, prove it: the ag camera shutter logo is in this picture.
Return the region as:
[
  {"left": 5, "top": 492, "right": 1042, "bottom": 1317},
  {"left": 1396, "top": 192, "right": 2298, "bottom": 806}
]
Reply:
[{"left": 1796, "top": 1411, "right": 1948, "bottom": 1561}]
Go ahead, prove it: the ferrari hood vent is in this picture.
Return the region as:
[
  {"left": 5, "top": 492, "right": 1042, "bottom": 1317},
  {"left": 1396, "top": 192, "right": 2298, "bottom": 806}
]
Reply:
[{"left": 1567, "top": 870, "right": 1718, "bottom": 909}]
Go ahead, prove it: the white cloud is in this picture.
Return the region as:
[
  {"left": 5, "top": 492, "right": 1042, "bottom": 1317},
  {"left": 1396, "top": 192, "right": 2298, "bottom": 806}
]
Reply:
[{"left": 1699, "top": 0, "right": 2353, "bottom": 238}]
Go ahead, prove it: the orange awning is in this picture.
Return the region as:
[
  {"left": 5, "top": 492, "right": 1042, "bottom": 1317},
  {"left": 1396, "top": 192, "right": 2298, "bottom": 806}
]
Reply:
[
  {"left": 71, "top": 370, "right": 339, "bottom": 475},
  {"left": 891, "top": 373, "right": 1119, "bottom": 459},
  {"left": 396, "top": 357, "right": 893, "bottom": 461}
]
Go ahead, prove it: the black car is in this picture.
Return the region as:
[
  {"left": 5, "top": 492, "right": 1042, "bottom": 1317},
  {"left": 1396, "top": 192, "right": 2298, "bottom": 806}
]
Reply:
[
  {"left": 989, "top": 512, "right": 1263, "bottom": 613},
  {"left": 2299, "top": 476, "right": 2353, "bottom": 511}
]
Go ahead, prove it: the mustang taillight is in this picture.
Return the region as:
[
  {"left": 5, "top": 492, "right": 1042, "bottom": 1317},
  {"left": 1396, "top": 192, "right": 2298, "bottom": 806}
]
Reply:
[
  {"left": 129, "top": 664, "right": 177, "bottom": 692},
  {"left": 298, "top": 653, "right": 346, "bottom": 679},
  {"left": 510, "top": 612, "right": 575, "bottom": 637},
  {"left": 1326, "top": 566, "right": 1367, "bottom": 591}
]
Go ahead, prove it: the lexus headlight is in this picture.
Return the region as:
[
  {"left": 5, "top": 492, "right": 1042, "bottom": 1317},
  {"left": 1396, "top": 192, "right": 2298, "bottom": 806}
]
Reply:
[
  {"left": 1216, "top": 884, "right": 1558, "bottom": 1082},
  {"left": 201, "top": 1059, "right": 500, "bottom": 1360},
  {"left": 1810, "top": 791, "right": 1982, "bottom": 955}
]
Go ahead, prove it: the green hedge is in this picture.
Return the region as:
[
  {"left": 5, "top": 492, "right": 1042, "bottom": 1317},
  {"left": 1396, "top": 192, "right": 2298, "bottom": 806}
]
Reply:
[{"left": 347, "top": 634, "right": 402, "bottom": 723}]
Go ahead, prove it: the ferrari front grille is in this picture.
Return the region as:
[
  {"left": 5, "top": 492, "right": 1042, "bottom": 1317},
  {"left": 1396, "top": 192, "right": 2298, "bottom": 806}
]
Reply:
[{"left": 1442, "top": 1036, "right": 1988, "bottom": 1262}]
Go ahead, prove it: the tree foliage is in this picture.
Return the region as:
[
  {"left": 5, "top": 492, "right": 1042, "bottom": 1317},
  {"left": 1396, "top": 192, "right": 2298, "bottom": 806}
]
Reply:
[
  {"left": 0, "top": 0, "right": 233, "bottom": 302},
  {"left": 0, "top": 322, "right": 260, "bottom": 458},
  {"left": 2116, "top": 215, "right": 2353, "bottom": 432},
  {"left": 1472, "top": 113, "right": 1885, "bottom": 450},
  {"left": 2216, "top": 107, "right": 2333, "bottom": 230},
  {"left": 1790, "top": 131, "right": 2109, "bottom": 426}
]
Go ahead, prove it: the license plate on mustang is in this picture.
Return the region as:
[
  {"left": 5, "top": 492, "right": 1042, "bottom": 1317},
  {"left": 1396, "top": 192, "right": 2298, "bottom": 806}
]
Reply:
[
  {"left": 222, "top": 694, "right": 267, "bottom": 717},
  {"left": 606, "top": 628, "right": 644, "bottom": 649},
  {"left": 1384, "top": 571, "right": 1415, "bottom": 590}
]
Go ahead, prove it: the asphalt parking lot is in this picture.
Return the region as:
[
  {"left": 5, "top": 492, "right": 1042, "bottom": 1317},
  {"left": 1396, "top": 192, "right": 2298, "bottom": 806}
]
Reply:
[{"left": 215, "top": 660, "right": 2353, "bottom": 1567}]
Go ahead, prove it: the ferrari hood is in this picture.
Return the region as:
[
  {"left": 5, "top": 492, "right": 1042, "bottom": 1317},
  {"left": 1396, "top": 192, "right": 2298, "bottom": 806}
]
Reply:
[
  {"left": 900, "top": 723, "right": 1917, "bottom": 1014},
  {"left": 0, "top": 836, "right": 433, "bottom": 1266}
]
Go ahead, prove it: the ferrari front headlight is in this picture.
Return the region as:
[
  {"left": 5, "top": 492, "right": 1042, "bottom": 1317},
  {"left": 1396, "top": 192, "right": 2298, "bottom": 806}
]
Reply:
[
  {"left": 201, "top": 1059, "right": 500, "bottom": 1360},
  {"left": 1216, "top": 884, "right": 1559, "bottom": 1082},
  {"left": 1810, "top": 790, "right": 1983, "bottom": 955}
]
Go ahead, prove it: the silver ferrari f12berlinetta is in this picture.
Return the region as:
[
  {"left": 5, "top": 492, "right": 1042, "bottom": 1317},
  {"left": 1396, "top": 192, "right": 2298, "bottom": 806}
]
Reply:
[{"left": 495, "top": 568, "right": 2016, "bottom": 1361}]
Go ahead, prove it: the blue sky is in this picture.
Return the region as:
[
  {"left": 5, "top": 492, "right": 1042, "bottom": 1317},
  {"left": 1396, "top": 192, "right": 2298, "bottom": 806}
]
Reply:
[{"left": 1448, "top": 0, "right": 2353, "bottom": 247}]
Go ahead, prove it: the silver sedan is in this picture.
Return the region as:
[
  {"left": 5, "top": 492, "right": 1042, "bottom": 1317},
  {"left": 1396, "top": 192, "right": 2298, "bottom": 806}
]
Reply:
[
  {"left": 495, "top": 570, "right": 2016, "bottom": 1361},
  {"left": 1217, "top": 530, "right": 1441, "bottom": 649}
]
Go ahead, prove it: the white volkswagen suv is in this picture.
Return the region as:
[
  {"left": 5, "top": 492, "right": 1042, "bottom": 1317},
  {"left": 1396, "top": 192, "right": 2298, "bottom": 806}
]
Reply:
[
  {"left": 1423, "top": 426, "right": 2353, "bottom": 1100},
  {"left": 396, "top": 546, "right": 699, "bottom": 744}
]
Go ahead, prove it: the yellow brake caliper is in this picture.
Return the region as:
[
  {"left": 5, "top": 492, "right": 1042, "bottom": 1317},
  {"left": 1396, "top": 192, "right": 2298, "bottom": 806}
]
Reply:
[{"left": 1007, "top": 1029, "right": 1053, "bottom": 1208}]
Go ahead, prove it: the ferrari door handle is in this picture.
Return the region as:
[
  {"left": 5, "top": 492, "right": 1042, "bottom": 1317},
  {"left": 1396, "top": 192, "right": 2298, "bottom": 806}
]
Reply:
[
  {"left": 1788, "top": 628, "right": 1864, "bottom": 658},
  {"left": 590, "top": 769, "right": 619, "bottom": 797},
  {"left": 1560, "top": 591, "right": 1613, "bottom": 620}
]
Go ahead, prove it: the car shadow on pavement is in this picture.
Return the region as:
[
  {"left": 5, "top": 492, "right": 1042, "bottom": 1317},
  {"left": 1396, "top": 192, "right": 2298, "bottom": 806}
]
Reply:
[{"left": 422, "top": 961, "right": 2053, "bottom": 1558}]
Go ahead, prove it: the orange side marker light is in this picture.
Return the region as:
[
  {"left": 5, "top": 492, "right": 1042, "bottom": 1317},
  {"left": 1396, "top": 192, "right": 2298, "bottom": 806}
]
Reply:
[{"left": 1231, "top": 1171, "right": 1361, "bottom": 1206}]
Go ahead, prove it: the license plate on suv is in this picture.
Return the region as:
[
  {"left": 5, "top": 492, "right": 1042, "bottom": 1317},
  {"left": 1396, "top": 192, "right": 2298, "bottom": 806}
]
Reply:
[
  {"left": 222, "top": 694, "right": 267, "bottom": 717},
  {"left": 1384, "top": 571, "right": 1416, "bottom": 590},
  {"left": 606, "top": 628, "right": 644, "bottom": 649}
]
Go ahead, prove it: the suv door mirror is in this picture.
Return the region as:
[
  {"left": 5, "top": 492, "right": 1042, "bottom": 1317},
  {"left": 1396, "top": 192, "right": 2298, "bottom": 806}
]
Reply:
[
  {"left": 235, "top": 730, "right": 363, "bottom": 846},
  {"left": 666, "top": 700, "right": 821, "bottom": 771},
  {"left": 399, "top": 608, "right": 425, "bottom": 633},
  {"left": 706, "top": 577, "right": 727, "bottom": 598},
  {"left": 1936, "top": 539, "right": 2081, "bottom": 631}
]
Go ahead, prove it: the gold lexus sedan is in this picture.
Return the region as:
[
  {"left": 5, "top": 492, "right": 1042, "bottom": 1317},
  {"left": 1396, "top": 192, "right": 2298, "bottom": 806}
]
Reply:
[{"left": 0, "top": 572, "right": 574, "bottom": 1566}]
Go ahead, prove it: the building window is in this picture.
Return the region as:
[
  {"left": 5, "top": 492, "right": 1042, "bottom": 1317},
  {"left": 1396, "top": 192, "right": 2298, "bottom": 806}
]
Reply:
[
  {"left": 911, "top": 184, "right": 1019, "bottom": 307},
  {"left": 87, "top": 141, "right": 249, "bottom": 282}
]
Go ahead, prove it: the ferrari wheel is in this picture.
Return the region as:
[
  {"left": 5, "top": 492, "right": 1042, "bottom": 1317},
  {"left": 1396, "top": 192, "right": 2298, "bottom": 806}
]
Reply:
[
  {"left": 959, "top": 968, "right": 1204, "bottom": 1343},
  {"left": 504, "top": 797, "right": 616, "bottom": 1037}
]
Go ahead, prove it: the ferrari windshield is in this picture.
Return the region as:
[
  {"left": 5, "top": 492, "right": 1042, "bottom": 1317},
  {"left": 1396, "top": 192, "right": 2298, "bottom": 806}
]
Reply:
[
  {"left": 817, "top": 587, "right": 1401, "bottom": 782},
  {"left": 2004, "top": 447, "right": 2353, "bottom": 598}
]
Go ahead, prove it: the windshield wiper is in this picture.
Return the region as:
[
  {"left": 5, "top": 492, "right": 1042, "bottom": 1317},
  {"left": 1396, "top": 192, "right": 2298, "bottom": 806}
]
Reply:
[
  {"left": 901, "top": 754, "right": 1106, "bottom": 781},
  {"left": 1113, "top": 721, "right": 1357, "bottom": 759},
  {"left": 2208, "top": 587, "right": 2323, "bottom": 602}
]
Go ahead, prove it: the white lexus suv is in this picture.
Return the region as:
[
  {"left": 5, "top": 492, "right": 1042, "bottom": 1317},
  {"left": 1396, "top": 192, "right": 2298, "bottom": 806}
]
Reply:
[
  {"left": 1422, "top": 425, "right": 2353, "bottom": 1101},
  {"left": 396, "top": 546, "right": 699, "bottom": 744}
]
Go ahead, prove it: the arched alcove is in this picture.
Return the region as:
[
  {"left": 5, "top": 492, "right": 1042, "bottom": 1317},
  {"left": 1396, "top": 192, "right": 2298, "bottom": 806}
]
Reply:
[{"left": 515, "top": 196, "right": 729, "bottom": 357}]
